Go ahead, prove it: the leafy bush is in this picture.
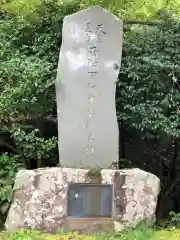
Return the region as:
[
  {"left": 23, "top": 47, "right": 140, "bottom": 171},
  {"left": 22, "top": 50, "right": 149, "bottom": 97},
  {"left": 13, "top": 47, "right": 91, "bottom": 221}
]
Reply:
[
  {"left": 165, "top": 211, "right": 180, "bottom": 227},
  {"left": 10, "top": 127, "right": 58, "bottom": 169},
  {"left": 0, "top": 0, "right": 81, "bottom": 122},
  {"left": 0, "top": 154, "right": 23, "bottom": 227}
]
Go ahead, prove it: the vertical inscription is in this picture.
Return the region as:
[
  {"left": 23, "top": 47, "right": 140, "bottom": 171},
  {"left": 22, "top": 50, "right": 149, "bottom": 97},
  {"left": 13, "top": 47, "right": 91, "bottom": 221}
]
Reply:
[
  {"left": 84, "top": 20, "right": 92, "bottom": 42},
  {"left": 96, "top": 24, "right": 106, "bottom": 43},
  {"left": 84, "top": 21, "right": 106, "bottom": 158}
]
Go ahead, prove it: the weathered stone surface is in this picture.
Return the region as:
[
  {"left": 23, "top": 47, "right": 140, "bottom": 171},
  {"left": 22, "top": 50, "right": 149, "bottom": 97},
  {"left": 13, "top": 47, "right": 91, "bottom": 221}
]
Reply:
[
  {"left": 56, "top": 6, "right": 123, "bottom": 168},
  {"left": 5, "top": 167, "right": 160, "bottom": 233}
]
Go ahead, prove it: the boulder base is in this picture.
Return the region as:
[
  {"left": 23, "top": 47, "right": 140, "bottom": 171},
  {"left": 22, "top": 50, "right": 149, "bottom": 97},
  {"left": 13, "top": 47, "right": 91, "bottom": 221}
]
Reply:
[{"left": 5, "top": 167, "right": 160, "bottom": 233}]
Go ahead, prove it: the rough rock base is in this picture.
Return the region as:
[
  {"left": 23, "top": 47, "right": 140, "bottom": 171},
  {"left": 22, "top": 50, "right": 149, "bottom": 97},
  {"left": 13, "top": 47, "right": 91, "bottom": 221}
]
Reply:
[{"left": 5, "top": 167, "right": 160, "bottom": 233}]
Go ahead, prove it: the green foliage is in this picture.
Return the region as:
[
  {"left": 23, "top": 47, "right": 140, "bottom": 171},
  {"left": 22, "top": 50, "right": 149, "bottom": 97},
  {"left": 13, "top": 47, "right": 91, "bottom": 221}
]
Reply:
[
  {"left": 0, "top": 227, "right": 180, "bottom": 240},
  {"left": 0, "top": 229, "right": 99, "bottom": 240},
  {"left": 85, "top": 167, "right": 102, "bottom": 181},
  {"left": 6, "top": 229, "right": 43, "bottom": 240},
  {"left": 0, "top": 154, "right": 23, "bottom": 226},
  {"left": 122, "top": 227, "right": 155, "bottom": 240},
  {"left": 118, "top": 14, "right": 180, "bottom": 139},
  {"left": 166, "top": 212, "right": 180, "bottom": 227},
  {"left": 1, "top": 0, "right": 42, "bottom": 22},
  {"left": 80, "top": 0, "right": 180, "bottom": 20},
  {"left": 119, "top": 158, "right": 134, "bottom": 168},
  {"left": 0, "top": 0, "right": 81, "bottom": 122},
  {"left": 10, "top": 127, "right": 58, "bottom": 168}
]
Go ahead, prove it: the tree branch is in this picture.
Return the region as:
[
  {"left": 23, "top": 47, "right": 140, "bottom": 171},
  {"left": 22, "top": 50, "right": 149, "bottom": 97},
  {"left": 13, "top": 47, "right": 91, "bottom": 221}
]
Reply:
[{"left": 124, "top": 20, "right": 162, "bottom": 26}]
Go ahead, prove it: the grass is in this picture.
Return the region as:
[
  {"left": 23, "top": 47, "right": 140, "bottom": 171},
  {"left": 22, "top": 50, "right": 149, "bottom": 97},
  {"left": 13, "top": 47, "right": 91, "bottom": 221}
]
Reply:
[{"left": 0, "top": 227, "right": 180, "bottom": 240}]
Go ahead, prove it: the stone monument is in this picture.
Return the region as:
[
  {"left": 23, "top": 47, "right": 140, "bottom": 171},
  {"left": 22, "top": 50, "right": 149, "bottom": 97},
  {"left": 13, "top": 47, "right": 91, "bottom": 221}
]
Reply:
[
  {"left": 56, "top": 5, "right": 123, "bottom": 168},
  {"left": 5, "top": 6, "right": 160, "bottom": 233}
]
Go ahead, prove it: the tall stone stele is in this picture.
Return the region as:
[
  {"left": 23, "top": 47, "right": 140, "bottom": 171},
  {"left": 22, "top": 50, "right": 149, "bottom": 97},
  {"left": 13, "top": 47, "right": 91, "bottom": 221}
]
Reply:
[{"left": 56, "top": 5, "right": 123, "bottom": 168}]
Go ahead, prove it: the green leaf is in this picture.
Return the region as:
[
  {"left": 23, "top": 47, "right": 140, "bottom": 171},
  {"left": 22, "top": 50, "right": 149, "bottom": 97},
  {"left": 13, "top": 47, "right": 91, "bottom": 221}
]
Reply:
[{"left": 0, "top": 202, "right": 10, "bottom": 215}]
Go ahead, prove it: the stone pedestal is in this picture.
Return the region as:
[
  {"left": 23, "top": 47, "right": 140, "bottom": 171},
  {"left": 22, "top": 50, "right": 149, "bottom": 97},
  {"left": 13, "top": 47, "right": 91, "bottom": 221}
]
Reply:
[{"left": 5, "top": 167, "right": 160, "bottom": 233}]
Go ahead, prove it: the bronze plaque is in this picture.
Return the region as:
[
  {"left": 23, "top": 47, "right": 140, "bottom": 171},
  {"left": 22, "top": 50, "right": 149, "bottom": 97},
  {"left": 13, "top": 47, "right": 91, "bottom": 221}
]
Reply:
[{"left": 68, "top": 183, "right": 112, "bottom": 218}]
